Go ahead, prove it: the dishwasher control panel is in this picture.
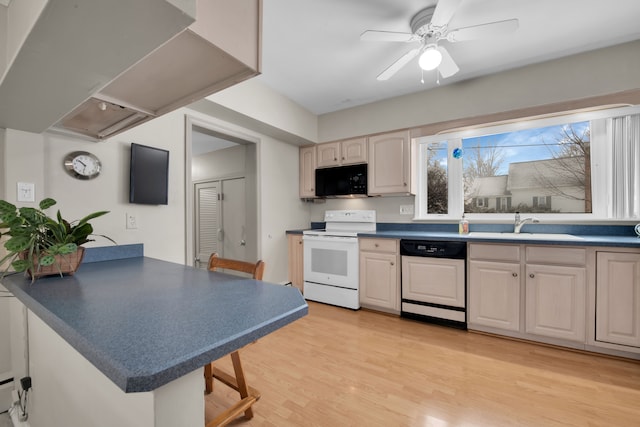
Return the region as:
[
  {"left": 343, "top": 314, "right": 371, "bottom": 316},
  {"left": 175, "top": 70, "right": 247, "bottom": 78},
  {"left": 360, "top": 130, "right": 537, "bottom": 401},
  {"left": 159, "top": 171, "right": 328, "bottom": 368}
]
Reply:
[{"left": 400, "top": 240, "right": 466, "bottom": 259}]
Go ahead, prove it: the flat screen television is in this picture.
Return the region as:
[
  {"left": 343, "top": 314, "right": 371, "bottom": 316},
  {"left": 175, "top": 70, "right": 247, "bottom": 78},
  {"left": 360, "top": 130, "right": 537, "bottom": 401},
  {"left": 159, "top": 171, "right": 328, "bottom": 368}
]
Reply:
[{"left": 129, "top": 143, "right": 169, "bottom": 205}]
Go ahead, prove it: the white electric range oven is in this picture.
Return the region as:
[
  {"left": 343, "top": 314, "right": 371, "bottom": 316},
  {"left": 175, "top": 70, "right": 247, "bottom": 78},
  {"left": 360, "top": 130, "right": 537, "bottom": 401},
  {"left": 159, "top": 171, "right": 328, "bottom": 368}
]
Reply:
[{"left": 302, "top": 210, "right": 376, "bottom": 309}]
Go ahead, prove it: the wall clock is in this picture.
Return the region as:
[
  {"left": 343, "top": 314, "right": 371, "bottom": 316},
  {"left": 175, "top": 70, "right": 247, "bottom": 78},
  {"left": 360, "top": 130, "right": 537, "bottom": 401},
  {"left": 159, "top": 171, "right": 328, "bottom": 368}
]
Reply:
[{"left": 63, "top": 151, "right": 102, "bottom": 180}]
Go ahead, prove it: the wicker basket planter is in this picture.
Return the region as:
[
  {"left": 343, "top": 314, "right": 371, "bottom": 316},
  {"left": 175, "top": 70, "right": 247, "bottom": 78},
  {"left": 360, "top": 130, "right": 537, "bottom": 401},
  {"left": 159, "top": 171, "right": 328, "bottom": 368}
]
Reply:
[{"left": 19, "top": 246, "right": 85, "bottom": 279}]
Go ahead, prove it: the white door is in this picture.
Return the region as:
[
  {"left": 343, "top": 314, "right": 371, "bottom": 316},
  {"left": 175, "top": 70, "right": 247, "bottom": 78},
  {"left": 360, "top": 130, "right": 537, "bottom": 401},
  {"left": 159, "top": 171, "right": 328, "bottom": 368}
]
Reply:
[
  {"left": 194, "top": 178, "right": 247, "bottom": 269},
  {"left": 194, "top": 181, "right": 220, "bottom": 269},
  {"left": 220, "top": 177, "right": 246, "bottom": 262}
]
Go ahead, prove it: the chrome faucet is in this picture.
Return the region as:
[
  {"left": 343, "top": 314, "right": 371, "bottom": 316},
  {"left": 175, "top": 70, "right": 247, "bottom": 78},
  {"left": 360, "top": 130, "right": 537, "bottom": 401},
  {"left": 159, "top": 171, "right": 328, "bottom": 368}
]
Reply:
[{"left": 514, "top": 212, "right": 540, "bottom": 233}]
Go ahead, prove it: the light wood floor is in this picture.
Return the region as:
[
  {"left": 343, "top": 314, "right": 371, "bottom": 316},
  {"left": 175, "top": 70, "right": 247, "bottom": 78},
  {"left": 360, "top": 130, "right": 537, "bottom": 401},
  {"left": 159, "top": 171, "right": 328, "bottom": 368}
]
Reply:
[{"left": 205, "top": 302, "right": 640, "bottom": 427}]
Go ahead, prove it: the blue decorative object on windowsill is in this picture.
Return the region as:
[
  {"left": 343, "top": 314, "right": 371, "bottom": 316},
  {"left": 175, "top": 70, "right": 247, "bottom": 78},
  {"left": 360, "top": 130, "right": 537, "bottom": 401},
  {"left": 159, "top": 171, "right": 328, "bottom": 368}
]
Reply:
[
  {"left": 452, "top": 147, "right": 463, "bottom": 159},
  {"left": 635, "top": 223, "right": 640, "bottom": 237}
]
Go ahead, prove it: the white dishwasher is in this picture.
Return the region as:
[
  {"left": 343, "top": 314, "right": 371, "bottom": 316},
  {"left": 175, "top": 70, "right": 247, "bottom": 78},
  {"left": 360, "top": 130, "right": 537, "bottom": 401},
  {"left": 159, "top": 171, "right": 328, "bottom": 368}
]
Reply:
[{"left": 400, "top": 240, "right": 467, "bottom": 329}]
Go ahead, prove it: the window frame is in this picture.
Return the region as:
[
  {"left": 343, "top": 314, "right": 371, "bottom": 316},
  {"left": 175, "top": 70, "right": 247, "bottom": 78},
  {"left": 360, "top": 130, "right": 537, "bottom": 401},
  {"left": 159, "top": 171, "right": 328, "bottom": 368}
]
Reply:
[{"left": 414, "top": 104, "right": 640, "bottom": 222}]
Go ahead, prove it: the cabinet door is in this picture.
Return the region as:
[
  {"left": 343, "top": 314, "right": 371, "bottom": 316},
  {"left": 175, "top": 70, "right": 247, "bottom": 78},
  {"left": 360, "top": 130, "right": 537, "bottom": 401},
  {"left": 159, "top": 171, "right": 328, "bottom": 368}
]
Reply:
[
  {"left": 469, "top": 260, "right": 520, "bottom": 331},
  {"left": 287, "top": 234, "right": 304, "bottom": 292},
  {"left": 299, "top": 146, "right": 316, "bottom": 198},
  {"left": 596, "top": 252, "right": 640, "bottom": 348},
  {"left": 368, "top": 131, "right": 411, "bottom": 195},
  {"left": 341, "top": 137, "right": 367, "bottom": 165},
  {"left": 316, "top": 142, "right": 341, "bottom": 168},
  {"left": 525, "top": 264, "right": 586, "bottom": 342},
  {"left": 359, "top": 251, "right": 399, "bottom": 311}
]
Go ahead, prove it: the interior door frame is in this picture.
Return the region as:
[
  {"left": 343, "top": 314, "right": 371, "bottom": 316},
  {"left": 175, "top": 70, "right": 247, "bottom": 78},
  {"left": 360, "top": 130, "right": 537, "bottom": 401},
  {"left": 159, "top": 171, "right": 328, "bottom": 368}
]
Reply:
[{"left": 184, "top": 114, "right": 260, "bottom": 267}]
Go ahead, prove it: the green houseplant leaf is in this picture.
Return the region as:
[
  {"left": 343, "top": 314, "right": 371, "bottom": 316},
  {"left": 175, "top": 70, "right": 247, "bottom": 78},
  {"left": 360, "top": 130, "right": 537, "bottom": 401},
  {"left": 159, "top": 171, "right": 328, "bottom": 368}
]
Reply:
[{"left": 0, "top": 198, "right": 114, "bottom": 281}]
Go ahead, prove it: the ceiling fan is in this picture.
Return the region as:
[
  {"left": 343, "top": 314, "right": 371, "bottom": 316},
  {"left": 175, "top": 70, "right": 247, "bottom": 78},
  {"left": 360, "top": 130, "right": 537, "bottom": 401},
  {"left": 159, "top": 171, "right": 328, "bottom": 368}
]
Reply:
[{"left": 361, "top": 0, "right": 519, "bottom": 81}]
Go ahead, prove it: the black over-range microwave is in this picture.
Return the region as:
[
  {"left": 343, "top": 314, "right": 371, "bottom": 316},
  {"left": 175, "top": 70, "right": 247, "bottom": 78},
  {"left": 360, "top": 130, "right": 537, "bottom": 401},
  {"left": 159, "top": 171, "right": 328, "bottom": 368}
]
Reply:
[{"left": 315, "top": 164, "right": 368, "bottom": 197}]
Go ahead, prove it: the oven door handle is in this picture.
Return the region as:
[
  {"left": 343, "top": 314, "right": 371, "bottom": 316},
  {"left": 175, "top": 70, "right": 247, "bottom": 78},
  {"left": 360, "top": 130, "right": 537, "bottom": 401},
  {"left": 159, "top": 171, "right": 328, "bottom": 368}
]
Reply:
[{"left": 302, "top": 234, "right": 358, "bottom": 243}]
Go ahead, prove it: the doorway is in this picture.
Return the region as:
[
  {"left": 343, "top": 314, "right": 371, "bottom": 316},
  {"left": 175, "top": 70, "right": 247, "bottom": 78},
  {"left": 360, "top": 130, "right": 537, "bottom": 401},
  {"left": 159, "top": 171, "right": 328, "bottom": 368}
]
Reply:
[{"left": 185, "top": 116, "right": 258, "bottom": 268}]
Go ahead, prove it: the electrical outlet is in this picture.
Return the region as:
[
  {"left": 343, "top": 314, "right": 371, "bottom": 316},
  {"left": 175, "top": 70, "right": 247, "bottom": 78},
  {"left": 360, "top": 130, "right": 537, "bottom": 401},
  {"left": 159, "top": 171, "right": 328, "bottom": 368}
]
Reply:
[
  {"left": 399, "top": 205, "right": 414, "bottom": 215},
  {"left": 126, "top": 213, "right": 137, "bottom": 229}
]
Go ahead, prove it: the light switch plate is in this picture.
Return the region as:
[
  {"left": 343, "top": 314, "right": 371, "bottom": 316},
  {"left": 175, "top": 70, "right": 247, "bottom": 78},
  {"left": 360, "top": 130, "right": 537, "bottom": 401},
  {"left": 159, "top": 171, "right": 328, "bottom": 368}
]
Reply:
[{"left": 17, "top": 182, "right": 35, "bottom": 202}]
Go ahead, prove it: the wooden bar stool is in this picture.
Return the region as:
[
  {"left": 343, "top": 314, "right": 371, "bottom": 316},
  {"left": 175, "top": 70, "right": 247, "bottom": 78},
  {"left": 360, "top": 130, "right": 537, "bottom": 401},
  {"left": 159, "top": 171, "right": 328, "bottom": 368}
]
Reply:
[{"left": 204, "top": 253, "right": 265, "bottom": 427}]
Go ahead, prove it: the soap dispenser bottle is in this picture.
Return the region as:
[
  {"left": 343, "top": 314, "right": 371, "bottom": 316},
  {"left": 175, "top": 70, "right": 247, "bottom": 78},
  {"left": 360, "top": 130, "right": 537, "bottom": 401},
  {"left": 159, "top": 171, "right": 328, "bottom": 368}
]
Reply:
[{"left": 459, "top": 215, "right": 469, "bottom": 234}]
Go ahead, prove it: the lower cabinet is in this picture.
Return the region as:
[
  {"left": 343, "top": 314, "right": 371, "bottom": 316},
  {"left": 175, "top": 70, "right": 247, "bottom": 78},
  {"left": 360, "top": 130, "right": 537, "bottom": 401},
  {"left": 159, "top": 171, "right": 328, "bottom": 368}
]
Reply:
[
  {"left": 595, "top": 251, "right": 640, "bottom": 350},
  {"left": 525, "top": 263, "right": 586, "bottom": 342},
  {"left": 359, "top": 238, "right": 400, "bottom": 313},
  {"left": 468, "top": 243, "right": 587, "bottom": 344},
  {"left": 287, "top": 234, "right": 304, "bottom": 292},
  {"left": 468, "top": 259, "right": 521, "bottom": 332}
]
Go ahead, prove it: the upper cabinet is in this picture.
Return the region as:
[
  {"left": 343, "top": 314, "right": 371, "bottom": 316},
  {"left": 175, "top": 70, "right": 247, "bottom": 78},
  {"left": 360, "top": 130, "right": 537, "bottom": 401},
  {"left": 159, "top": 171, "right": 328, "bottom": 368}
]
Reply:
[
  {"left": 316, "top": 137, "right": 367, "bottom": 168},
  {"left": 0, "top": 0, "right": 262, "bottom": 140},
  {"left": 368, "top": 130, "right": 412, "bottom": 195},
  {"left": 299, "top": 145, "right": 317, "bottom": 198}
]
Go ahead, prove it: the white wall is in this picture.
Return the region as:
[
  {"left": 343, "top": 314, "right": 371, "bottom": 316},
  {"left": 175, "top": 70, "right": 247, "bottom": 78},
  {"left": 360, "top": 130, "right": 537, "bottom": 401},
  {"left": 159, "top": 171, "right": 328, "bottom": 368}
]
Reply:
[
  {"left": 307, "top": 196, "right": 416, "bottom": 223},
  {"left": 205, "top": 77, "right": 319, "bottom": 145},
  {"left": 318, "top": 40, "right": 640, "bottom": 142},
  {"left": 41, "top": 112, "right": 187, "bottom": 263},
  {"left": 192, "top": 144, "right": 246, "bottom": 182},
  {"left": 1, "top": 106, "right": 309, "bottom": 283},
  {"left": 2, "top": 128, "right": 45, "bottom": 204}
]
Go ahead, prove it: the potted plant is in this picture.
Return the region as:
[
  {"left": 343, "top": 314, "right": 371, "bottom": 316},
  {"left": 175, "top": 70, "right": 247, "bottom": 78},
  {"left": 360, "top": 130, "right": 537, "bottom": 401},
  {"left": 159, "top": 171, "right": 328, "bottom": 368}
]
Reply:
[{"left": 0, "top": 198, "right": 114, "bottom": 280}]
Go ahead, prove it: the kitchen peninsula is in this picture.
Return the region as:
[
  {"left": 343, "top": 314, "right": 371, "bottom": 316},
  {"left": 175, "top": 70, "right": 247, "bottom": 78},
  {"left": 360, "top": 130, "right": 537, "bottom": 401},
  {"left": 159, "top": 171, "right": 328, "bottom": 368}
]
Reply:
[{"left": 3, "top": 248, "right": 308, "bottom": 427}]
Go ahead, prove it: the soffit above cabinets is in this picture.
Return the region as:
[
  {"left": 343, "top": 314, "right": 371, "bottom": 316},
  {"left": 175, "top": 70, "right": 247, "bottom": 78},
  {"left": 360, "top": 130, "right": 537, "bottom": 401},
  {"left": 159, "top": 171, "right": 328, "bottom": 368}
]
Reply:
[
  {"left": 98, "top": 29, "right": 256, "bottom": 116},
  {"left": 0, "top": 0, "right": 196, "bottom": 135}
]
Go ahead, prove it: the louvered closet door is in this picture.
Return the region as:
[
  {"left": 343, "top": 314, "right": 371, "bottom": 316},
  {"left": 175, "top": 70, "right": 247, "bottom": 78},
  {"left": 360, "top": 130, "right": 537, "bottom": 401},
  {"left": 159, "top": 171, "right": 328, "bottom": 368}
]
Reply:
[{"left": 194, "top": 181, "right": 220, "bottom": 269}]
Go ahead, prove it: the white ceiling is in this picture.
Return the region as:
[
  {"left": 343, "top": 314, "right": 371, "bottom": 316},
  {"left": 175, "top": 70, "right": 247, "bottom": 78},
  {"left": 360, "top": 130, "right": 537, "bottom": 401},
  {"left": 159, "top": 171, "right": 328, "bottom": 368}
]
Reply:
[{"left": 258, "top": 0, "right": 640, "bottom": 115}]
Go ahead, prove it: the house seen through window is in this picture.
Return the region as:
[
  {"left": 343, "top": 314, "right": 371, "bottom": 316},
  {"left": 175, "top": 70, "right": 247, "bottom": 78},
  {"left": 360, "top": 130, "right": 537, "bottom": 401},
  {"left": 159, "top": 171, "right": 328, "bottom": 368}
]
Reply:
[{"left": 463, "top": 121, "right": 590, "bottom": 214}]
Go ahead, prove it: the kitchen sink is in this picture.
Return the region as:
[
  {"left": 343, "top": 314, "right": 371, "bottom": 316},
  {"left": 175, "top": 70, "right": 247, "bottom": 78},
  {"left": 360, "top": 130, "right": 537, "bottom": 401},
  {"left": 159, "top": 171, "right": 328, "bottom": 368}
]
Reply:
[{"left": 468, "top": 232, "right": 584, "bottom": 241}]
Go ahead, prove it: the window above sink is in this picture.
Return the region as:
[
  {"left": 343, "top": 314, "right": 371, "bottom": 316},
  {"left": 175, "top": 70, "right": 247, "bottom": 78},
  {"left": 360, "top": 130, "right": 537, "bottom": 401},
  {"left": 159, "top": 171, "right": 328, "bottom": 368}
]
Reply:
[{"left": 414, "top": 104, "right": 640, "bottom": 222}]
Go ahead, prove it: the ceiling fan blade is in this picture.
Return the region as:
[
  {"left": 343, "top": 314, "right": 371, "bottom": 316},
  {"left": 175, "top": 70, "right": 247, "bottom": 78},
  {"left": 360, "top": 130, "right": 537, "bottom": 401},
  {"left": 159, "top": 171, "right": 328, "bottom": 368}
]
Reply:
[
  {"left": 446, "top": 19, "right": 519, "bottom": 42},
  {"left": 377, "top": 48, "right": 420, "bottom": 81},
  {"left": 431, "top": 0, "right": 463, "bottom": 27},
  {"left": 360, "top": 30, "right": 416, "bottom": 42},
  {"left": 437, "top": 45, "right": 459, "bottom": 78}
]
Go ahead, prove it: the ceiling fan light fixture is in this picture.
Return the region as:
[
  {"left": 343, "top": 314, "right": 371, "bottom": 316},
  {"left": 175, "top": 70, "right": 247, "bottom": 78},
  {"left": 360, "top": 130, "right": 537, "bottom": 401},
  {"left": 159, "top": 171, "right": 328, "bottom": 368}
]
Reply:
[{"left": 418, "top": 46, "right": 442, "bottom": 70}]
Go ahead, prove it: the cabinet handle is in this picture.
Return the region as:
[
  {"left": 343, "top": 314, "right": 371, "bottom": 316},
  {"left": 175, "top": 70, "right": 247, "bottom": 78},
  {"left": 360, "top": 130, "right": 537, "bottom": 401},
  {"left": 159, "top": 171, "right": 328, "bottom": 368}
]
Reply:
[
  {"left": 374, "top": 243, "right": 379, "bottom": 247},
  {"left": 512, "top": 272, "right": 518, "bottom": 277},
  {"left": 529, "top": 273, "right": 535, "bottom": 278},
  {"left": 342, "top": 157, "right": 345, "bottom": 160},
  {"left": 334, "top": 157, "right": 337, "bottom": 161},
  {"left": 390, "top": 261, "right": 394, "bottom": 266},
  {"left": 403, "top": 182, "right": 407, "bottom": 186},
  {"left": 298, "top": 240, "right": 302, "bottom": 245}
]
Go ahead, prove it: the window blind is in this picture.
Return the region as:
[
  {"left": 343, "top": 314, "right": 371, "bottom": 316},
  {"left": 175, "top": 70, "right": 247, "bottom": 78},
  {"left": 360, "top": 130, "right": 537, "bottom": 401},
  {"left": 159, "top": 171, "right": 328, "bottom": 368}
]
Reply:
[{"left": 611, "top": 114, "right": 640, "bottom": 219}]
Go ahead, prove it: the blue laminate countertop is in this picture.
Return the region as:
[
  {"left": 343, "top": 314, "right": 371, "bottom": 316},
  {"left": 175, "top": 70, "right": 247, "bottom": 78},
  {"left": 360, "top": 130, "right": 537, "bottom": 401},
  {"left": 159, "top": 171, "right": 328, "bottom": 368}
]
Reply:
[
  {"left": 3, "top": 257, "right": 308, "bottom": 393},
  {"left": 288, "top": 221, "right": 640, "bottom": 247},
  {"left": 357, "top": 230, "right": 640, "bottom": 247}
]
